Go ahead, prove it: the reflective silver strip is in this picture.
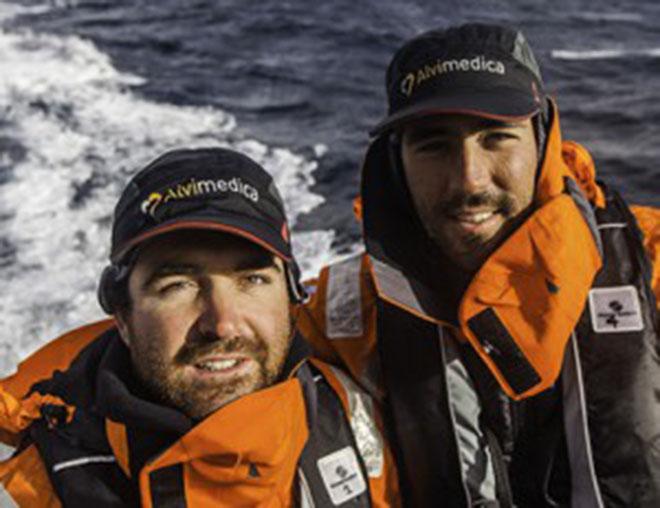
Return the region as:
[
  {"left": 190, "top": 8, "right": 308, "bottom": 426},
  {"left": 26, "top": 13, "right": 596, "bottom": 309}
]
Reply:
[
  {"left": 562, "top": 334, "right": 605, "bottom": 508},
  {"left": 330, "top": 366, "right": 384, "bottom": 478},
  {"left": 0, "top": 484, "right": 18, "bottom": 508},
  {"left": 0, "top": 443, "right": 15, "bottom": 461},
  {"left": 369, "top": 257, "right": 443, "bottom": 322},
  {"left": 597, "top": 222, "right": 627, "bottom": 229},
  {"left": 326, "top": 254, "right": 364, "bottom": 339},
  {"left": 369, "top": 257, "right": 421, "bottom": 315},
  {"left": 439, "top": 328, "right": 497, "bottom": 505},
  {"left": 565, "top": 178, "right": 603, "bottom": 257},
  {"left": 52, "top": 455, "right": 116, "bottom": 473},
  {"left": 298, "top": 467, "right": 316, "bottom": 508}
]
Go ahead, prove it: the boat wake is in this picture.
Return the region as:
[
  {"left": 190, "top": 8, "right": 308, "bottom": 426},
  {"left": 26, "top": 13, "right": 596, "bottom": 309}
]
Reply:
[{"left": 0, "top": 2, "right": 335, "bottom": 374}]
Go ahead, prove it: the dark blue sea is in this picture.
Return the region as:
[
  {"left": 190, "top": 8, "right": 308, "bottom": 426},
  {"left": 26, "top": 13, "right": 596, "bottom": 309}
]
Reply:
[{"left": 1, "top": 0, "right": 659, "bottom": 372}]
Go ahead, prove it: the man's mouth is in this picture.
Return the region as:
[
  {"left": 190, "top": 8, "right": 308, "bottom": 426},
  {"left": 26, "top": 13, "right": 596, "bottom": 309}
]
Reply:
[
  {"left": 193, "top": 355, "right": 251, "bottom": 374},
  {"left": 452, "top": 209, "right": 498, "bottom": 225},
  {"left": 447, "top": 208, "right": 505, "bottom": 232}
]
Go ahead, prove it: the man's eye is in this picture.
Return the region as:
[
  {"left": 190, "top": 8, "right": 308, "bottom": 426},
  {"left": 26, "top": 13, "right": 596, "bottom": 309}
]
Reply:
[
  {"left": 158, "top": 280, "right": 196, "bottom": 294},
  {"left": 416, "top": 140, "right": 450, "bottom": 153},
  {"left": 244, "top": 273, "right": 271, "bottom": 285},
  {"left": 484, "top": 132, "right": 516, "bottom": 145}
]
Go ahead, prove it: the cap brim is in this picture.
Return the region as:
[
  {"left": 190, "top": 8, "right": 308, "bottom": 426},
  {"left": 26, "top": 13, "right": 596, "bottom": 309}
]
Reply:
[
  {"left": 111, "top": 213, "right": 291, "bottom": 264},
  {"left": 370, "top": 88, "right": 540, "bottom": 137}
]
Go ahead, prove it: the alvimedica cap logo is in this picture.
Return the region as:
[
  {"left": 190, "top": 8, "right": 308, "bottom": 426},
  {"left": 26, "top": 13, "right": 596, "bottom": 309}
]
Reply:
[
  {"left": 400, "top": 54, "right": 506, "bottom": 97},
  {"left": 140, "top": 177, "right": 260, "bottom": 217}
]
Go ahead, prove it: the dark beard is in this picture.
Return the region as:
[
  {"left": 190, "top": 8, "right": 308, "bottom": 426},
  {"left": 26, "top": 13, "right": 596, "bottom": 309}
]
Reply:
[
  {"left": 174, "top": 334, "right": 268, "bottom": 367},
  {"left": 434, "top": 190, "right": 515, "bottom": 219},
  {"left": 129, "top": 332, "right": 275, "bottom": 420}
]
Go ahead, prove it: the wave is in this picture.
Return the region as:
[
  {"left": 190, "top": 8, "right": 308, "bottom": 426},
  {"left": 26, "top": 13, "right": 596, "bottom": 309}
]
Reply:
[
  {"left": 572, "top": 12, "right": 644, "bottom": 23},
  {"left": 0, "top": 3, "right": 52, "bottom": 22},
  {"left": 0, "top": 2, "right": 335, "bottom": 373},
  {"left": 551, "top": 48, "right": 660, "bottom": 60}
]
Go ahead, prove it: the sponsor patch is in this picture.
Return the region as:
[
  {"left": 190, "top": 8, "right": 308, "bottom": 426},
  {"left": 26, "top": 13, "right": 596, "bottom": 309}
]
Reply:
[
  {"left": 588, "top": 286, "right": 644, "bottom": 333},
  {"left": 317, "top": 446, "right": 367, "bottom": 505}
]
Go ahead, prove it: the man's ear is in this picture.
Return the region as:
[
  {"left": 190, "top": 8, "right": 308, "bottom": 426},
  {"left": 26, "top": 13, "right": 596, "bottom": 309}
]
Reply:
[{"left": 114, "top": 311, "right": 131, "bottom": 347}]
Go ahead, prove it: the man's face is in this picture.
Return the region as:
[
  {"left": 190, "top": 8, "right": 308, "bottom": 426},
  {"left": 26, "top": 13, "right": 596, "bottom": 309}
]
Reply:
[
  {"left": 401, "top": 114, "right": 538, "bottom": 271},
  {"left": 115, "top": 230, "right": 292, "bottom": 420}
]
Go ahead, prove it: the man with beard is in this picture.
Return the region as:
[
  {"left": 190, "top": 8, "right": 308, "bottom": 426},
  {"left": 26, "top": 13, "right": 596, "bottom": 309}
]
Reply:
[
  {"left": 299, "top": 23, "right": 660, "bottom": 506},
  {"left": 0, "top": 148, "right": 400, "bottom": 507}
]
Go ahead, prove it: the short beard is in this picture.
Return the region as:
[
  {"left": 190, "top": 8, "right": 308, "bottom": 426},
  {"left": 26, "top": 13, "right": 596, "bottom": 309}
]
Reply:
[
  {"left": 426, "top": 191, "right": 517, "bottom": 271},
  {"left": 434, "top": 190, "right": 515, "bottom": 218},
  {"left": 127, "top": 326, "right": 291, "bottom": 421}
]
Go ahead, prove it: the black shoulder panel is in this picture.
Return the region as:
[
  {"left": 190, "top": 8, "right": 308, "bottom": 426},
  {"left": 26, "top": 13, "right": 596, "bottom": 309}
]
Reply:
[
  {"left": 377, "top": 299, "right": 467, "bottom": 507},
  {"left": 467, "top": 307, "right": 542, "bottom": 396},
  {"left": 149, "top": 463, "right": 186, "bottom": 508}
]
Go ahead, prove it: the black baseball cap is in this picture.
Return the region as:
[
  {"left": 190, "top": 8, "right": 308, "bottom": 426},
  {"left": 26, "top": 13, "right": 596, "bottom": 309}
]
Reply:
[
  {"left": 110, "top": 147, "right": 293, "bottom": 265},
  {"left": 371, "top": 23, "right": 545, "bottom": 136}
]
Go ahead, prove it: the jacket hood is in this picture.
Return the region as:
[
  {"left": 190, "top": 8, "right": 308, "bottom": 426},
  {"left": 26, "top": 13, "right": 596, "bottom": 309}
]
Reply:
[{"left": 361, "top": 99, "right": 604, "bottom": 399}]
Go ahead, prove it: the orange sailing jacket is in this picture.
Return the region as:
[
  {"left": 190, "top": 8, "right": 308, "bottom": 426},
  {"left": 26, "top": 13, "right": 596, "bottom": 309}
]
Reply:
[
  {"left": 298, "top": 101, "right": 660, "bottom": 506},
  {"left": 300, "top": 107, "right": 660, "bottom": 401},
  {"left": 0, "top": 325, "right": 400, "bottom": 507}
]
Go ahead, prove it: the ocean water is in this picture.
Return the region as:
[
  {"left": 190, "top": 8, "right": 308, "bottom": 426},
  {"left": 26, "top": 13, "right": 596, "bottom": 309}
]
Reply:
[{"left": 1, "top": 0, "right": 658, "bottom": 374}]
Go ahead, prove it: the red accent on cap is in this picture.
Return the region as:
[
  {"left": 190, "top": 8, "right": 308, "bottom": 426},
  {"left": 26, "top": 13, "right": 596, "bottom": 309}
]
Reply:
[
  {"left": 280, "top": 222, "right": 289, "bottom": 243},
  {"left": 531, "top": 82, "right": 541, "bottom": 105}
]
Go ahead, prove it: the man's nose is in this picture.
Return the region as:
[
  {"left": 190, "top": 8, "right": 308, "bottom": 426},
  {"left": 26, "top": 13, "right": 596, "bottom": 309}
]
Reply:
[
  {"left": 197, "top": 284, "right": 245, "bottom": 340},
  {"left": 455, "top": 139, "right": 490, "bottom": 194}
]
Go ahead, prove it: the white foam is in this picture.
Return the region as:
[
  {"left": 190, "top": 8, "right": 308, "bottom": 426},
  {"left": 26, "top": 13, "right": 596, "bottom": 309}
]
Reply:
[
  {"left": 313, "top": 143, "right": 328, "bottom": 158},
  {"left": 573, "top": 12, "right": 643, "bottom": 23},
  {"left": 0, "top": 3, "right": 52, "bottom": 23},
  {"left": 552, "top": 48, "right": 660, "bottom": 60},
  {"left": 0, "top": 8, "right": 338, "bottom": 372}
]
